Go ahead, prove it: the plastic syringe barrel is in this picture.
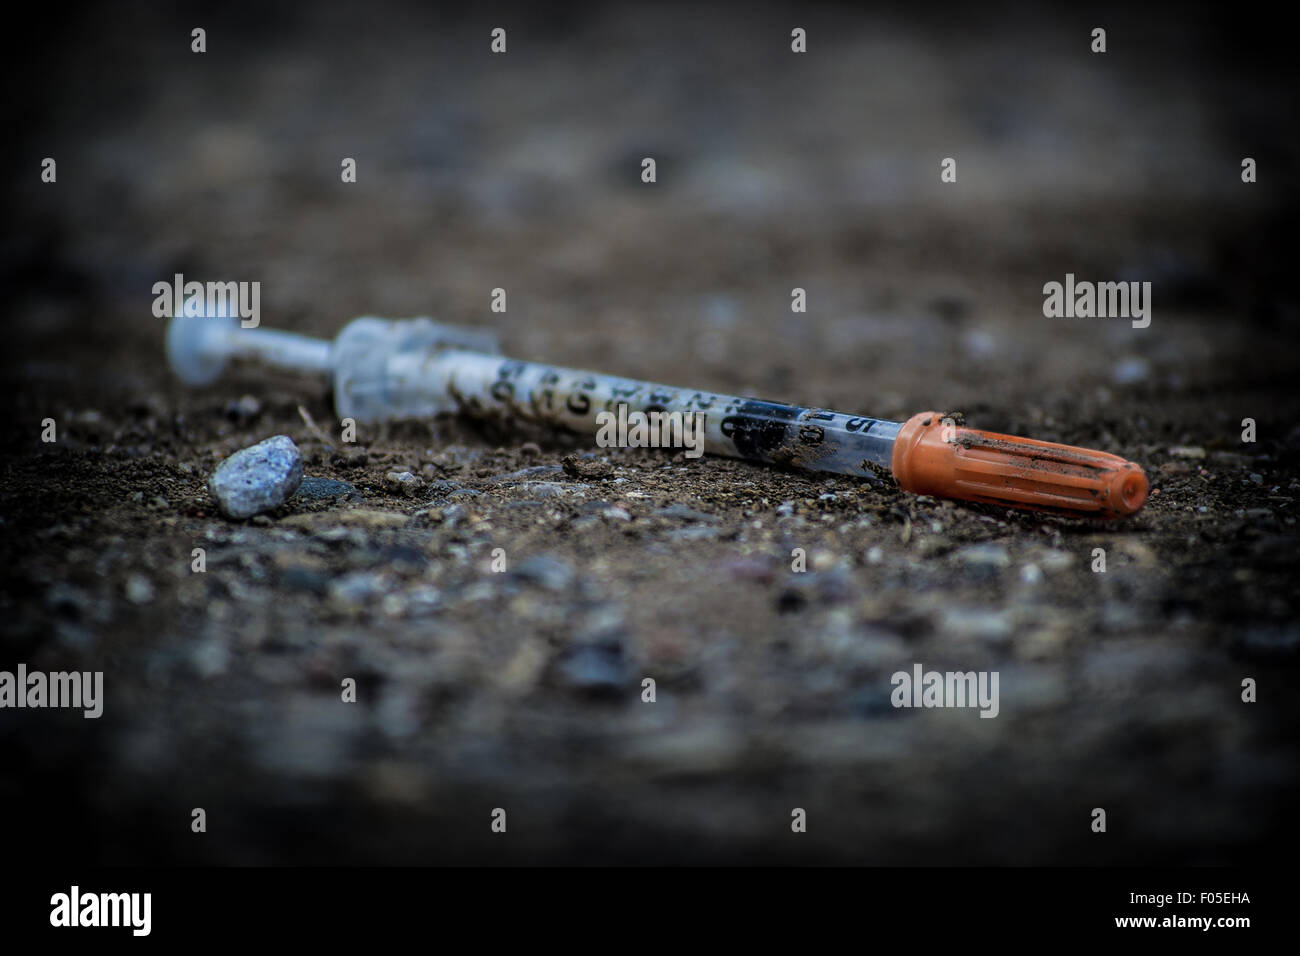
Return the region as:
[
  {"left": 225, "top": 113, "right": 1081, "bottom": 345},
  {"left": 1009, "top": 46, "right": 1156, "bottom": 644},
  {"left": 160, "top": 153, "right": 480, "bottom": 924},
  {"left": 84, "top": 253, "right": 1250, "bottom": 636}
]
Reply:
[{"left": 360, "top": 346, "right": 903, "bottom": 476}]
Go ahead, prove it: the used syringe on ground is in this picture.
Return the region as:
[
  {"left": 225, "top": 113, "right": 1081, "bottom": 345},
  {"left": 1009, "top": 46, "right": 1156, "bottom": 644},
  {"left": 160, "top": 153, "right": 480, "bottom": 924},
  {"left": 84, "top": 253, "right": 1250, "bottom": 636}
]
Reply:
[{"left": 167, "top": 309, "right": 1149, "bottom": 519}]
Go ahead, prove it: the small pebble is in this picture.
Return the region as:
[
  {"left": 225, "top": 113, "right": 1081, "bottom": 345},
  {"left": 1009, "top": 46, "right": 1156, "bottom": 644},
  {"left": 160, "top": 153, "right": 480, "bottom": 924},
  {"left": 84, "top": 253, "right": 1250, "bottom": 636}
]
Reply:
[
  {"left": 723, "top": 557, "right": 775, "bottom": 584},
  {"left": 557, "top": 641, "right": 627, "bottom": 696},
  {"left": 955, "top": 542, "right": 1011, "bottom": 568},
  {"left": 385, "top": 471, "right": 423, "bottom": 497},
  {"left": 666, "top": 525, "right": 718, "bottom": 541},
  {"left": 1112, "top": 357, "right": 1150, "bottom": 385},
  {"left": 281, "top": 567, "right": 331, "bottom": 594},
  {"left": 125, "top": 573, "right": 155, "bottom": 605},
  {"left": 225, "top": 394, "right": 262, "bottom": 424},
  {"left": 292, "top": 476, "right": 361, "bottom": 502},
  {"left": 562, "top": 454, "right": 614, "bottom": 479},
  {"left": 510, "top": 555, "right": 576, "bottom": 591},
  {"left": 489, "top": 465, "right": 563, "bottom": 484},
  {"left": 208, "top": 435, "right": 304, "bottom": 519},
  {"left": 938, "top": 606, "right": 1013, "bottom": 642},
  {"left": 329, "top": 571, "right": 388, "bottom": 606},
  {"left": 810, "top": 550, "right": 839, "bottom": 572},
  {"left": 585, "top": 502, "right": 631, "bottom": 521},
  {"left": 655, "top": 504, "right": 719, "bottom": 523},
  {"left": 522, "top": 481, "right": 567, "bottom": 498}
]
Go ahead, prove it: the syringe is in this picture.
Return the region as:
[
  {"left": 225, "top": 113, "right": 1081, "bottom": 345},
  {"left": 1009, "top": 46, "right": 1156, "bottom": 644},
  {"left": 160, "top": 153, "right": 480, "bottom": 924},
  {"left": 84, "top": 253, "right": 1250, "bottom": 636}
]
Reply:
[{"left": 167, "top": 309, "right": 1149, "bottom": 519}]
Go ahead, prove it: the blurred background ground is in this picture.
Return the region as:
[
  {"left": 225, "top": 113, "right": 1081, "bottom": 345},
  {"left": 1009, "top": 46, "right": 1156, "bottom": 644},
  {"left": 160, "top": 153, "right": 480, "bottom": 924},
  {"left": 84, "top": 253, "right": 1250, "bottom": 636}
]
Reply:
[{"left": 2, "top": 0, "right": 1298, "bottom": 863}]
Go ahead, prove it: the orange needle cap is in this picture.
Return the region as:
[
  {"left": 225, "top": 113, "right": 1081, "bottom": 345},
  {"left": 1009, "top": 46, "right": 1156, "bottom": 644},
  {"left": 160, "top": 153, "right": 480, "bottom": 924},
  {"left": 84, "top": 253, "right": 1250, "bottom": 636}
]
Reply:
[{"left": 891, "top": 412, "right": 1148, "bottom": 519}]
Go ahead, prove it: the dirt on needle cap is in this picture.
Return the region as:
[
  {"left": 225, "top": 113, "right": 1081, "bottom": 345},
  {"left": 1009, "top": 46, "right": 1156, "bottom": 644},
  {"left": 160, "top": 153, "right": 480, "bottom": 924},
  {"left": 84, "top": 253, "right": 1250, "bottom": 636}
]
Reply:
[{"left": 890, "top": 412, "right": 1149, "bottom": 519}]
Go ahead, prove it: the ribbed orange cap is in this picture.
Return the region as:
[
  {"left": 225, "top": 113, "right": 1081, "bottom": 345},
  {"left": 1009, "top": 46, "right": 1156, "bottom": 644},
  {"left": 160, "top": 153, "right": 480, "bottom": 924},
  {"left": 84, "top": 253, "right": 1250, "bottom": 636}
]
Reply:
[{"left": 890, "top": 412, "right": 1148, "bottom": 519}]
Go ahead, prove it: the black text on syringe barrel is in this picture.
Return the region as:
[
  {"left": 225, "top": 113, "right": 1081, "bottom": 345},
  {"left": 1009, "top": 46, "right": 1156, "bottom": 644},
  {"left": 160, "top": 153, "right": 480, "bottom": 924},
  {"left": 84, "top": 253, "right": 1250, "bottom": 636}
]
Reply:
[{"left": 436, "top": 350, "right": 902, "bottom": 479}]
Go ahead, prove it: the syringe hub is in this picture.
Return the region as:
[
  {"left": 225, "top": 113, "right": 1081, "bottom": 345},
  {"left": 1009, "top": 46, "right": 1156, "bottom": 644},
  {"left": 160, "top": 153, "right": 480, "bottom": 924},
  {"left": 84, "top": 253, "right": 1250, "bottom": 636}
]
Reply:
[{"left": 165, "top": 303, "right": 501, "bottom": 421}]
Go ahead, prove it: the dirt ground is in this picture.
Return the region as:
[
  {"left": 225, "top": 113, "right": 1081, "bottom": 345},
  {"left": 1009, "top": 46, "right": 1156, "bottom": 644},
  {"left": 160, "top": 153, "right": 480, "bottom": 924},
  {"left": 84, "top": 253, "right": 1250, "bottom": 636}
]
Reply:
[{"left": 3, "top": 1, "right": 1298, "bottom": 864}]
